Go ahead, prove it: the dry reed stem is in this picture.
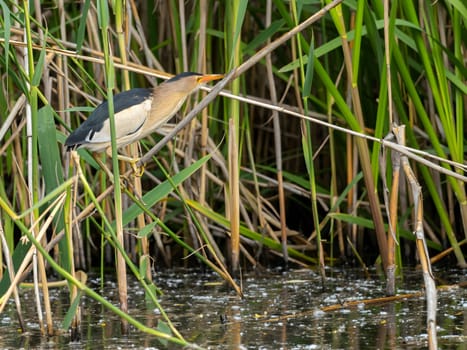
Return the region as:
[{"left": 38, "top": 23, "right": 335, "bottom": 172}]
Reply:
[
  {"left": 228, "top": 118, "right": 240, "bottom": 272},
  {"left": 212, "top": 90, "right": 467, "bottom": 181},
  {"left": 2, "top": 1, "right": 464, "bottom": 284},
  {"left": 396, "top": 125, "right": 438, "bottom": 349},
  {"left": 233, "top": 0, "right": 344, "bottom": 78},
  {"left": 0, "top": 220, "right": 25, "bottom": 331},
  {"left": 430, "top": 239, "right": 467, "bottom": 264},
  {"left": 336, "top": 6, "right": 389, "bottom": 270},
  {"left": 253, "top": 283, "right": 464, "bottom": 324},
  {"left": 381, "top": 127, "right": 403, "bottom": 296},
  {"left": 2, "top": 39, "right": 465, "bottom": 180},
  {"left": 0, "top": 193, "right": 67, "bottom": 314}
]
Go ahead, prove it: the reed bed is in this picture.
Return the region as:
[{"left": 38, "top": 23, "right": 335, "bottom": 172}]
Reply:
[{"left": 0, "top": 0, "right": 465, "bottom": 347}]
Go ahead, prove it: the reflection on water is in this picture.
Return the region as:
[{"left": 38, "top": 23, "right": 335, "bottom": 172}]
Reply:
[{"left": 0, "top": 268, "right": 465, "bottom": 349}]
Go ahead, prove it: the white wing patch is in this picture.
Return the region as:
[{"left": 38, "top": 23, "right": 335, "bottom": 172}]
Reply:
[{"left": 86, "top": 98, "right": 152, "bottom": 147}]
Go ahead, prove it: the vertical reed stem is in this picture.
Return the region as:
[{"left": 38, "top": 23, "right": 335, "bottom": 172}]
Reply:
[{"left": 98, "top": 0, "right": 128, "bottom": 334}]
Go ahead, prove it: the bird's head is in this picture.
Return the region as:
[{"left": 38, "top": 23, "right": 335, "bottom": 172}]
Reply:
[{"left": 162, "top": 72, "right": 224, "bottom": 95}]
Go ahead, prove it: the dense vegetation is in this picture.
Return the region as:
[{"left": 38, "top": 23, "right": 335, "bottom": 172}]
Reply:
[{"left": 0, "top": 0, "right": 464, "bottom": 346}]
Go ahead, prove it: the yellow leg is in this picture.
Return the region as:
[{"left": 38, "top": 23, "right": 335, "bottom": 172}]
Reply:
[
  {"left": 117, "top": 154, "right": 145, "bottom": 177},
  {"left": 104, "top": 148, "right": 145, "bottom": 177}
]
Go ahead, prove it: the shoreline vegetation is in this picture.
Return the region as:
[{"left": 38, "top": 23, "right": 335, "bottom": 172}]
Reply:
[{"left": 0, "top": 1, "right": 464, "bottom": 348}]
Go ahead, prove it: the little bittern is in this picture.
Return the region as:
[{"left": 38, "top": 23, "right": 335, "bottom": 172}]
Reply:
[{"left": 65, "top": 72, "right": 224, "bottom": 152}]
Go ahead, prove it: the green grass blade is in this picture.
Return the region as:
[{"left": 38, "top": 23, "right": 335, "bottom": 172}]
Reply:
[
  {"left": 31, "top": 32, "right": 47, "bottom": 87},
  {"left": 244, "top": 19, "right": 285, "bottom": 53},
  {"left": 302, "top": 33, "right": 314, "bottom": 99},
  {"left": 62, "top": 290, "right": 83, "bottom": 330},
  {"left": 75, "top": 0, "right": 91, "bottom": 53},
  {"left": 121, "top": 154, "right": 212, "bottom": 227},
  {"left": 187, "top": 200, "right": 316, "bottom": 264},
  {"left": 228, "top": 0, "right": 248, "bottom": 69},
  {"left": 0, "top": 0, "right": 11, "bottom": 77},
  {"left": 445, "top": 0, "right": 467, "bottom": 20},
  {"left": 351, "top": 0, "right": 365, "bottom": 83},
  {"left": 38, "top": 104, "right": 70, "bottom": 271},
  {"left": 38, "top": 105, "right": 65, "bottom": 194}
]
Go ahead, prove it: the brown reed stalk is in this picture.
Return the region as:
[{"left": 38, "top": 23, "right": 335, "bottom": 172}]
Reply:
[
  {"left": 0, "top": 219, "right": 25, "bottom": 331},
  {"left": 228, "top": 118, "right": 240, "bottom": 272},
  {"left": 331, "top": 3, "right": 389, "bottom": 270},
  {"left": 384, "top": 127, "right": 401, "bottom": 296},
  {"left": 399, "top": 127, "right": 437, "bottom": 349},
  {"left": 266, "top": 0, "right": 288, "bottom": 268}
]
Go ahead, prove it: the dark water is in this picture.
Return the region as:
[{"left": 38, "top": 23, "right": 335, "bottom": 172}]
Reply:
[{"left": 0, "top": 268, "right": 465, "bottom": 349}]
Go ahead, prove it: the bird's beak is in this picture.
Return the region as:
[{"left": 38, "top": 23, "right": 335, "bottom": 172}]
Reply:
[{"left": 198, "top": 74, "right": 224, "bottom": 84}]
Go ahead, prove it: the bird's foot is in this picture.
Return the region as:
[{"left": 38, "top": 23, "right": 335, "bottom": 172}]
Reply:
[
  {"left": 129, "top": 159, "right": 145, "bottom": 177},
  {"left": 116, "top": 154, "right": 145, "bottom": 177}
]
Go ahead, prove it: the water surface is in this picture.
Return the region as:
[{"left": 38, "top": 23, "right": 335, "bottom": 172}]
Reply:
[{"left": 0, "top": 268, "right": 465, "bottom": 349}]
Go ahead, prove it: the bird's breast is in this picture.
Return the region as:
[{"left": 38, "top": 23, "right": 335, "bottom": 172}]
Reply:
[{"left": 145, "top": 93, "right": 188, "bottom": 135}]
